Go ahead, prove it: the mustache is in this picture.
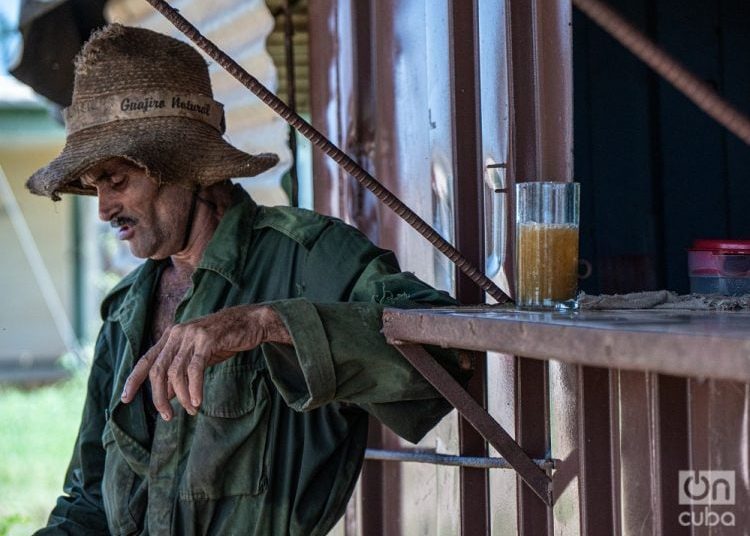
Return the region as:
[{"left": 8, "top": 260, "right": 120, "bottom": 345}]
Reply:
[{"left": 110, "top": 216, "right": 137, "bottom": 228}]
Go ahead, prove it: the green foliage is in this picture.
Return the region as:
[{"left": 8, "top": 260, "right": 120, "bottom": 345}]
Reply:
[
  {"left": 0, "top": 514, "right": 28, "bottom": 536},
  {"left": 0, "top": 374, "right": 87, "bottom": 535}
]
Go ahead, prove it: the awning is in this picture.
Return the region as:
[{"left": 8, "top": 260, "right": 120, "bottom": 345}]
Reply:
[{"left": 10, "top": 0, "right": 107, "bottom": 107}]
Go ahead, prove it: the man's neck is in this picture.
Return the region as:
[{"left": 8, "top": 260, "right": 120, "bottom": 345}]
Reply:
[{"left": 167, "top": 183, "right": 233, "bottom": 280}]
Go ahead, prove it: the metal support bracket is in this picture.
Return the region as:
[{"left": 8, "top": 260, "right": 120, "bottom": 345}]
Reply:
[{"left": 393, "top": 343, "right": 553, "bottom": 506}]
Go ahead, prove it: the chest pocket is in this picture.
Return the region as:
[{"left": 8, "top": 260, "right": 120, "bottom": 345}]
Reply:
[
  {"left": 101, "top": 424, "right": 139, "bottom": 535},
  {"left": 178, "top": 363, "right": 271, "bottom": 500}
]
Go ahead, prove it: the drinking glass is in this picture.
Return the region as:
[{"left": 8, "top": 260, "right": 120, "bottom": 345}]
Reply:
[{"left": 515, "top": 182, "right": 580, "bottom": 309}]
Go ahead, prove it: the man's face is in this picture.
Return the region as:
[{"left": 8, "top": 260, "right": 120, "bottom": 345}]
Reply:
[{"left": 82, "top": 158, "right": 192, "bottom": 259}]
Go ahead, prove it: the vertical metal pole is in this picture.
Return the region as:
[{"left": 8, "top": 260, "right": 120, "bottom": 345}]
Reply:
[
  {"left": 579, "top": 366, "right": 614, "bottom": 534},
  {"left": 72, "top": 195, "right": 84, "bottom": 341},
  {"left": 309, "top": 0, "right": 342, "bottom": 217},
  {"left": 657, "top": 375, "right": 690, "bottom": 535},
  {"left": 448, "top": 1, "right": 489, "bottom": 533},
  {"left": 516, "top": 359, "right": 551, "bottom": 534},
  {"left": 507, "top": 0, "right": 573, "bottom": 533},
  {"left": 283, "top": 0, "right": 299, "bottom": 207}
]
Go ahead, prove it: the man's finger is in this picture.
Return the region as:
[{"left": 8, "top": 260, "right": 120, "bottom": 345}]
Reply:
[
  {"left": 169, "top": 338, "right": 197, "bottom": 415},
  {"left": 150, "top": 330, "right": 183, "bottom": 421},
  {"left": 187, "top": 352, "right": 208, "bottom": 409},
  {"left": 150, "top": 353, "right": 173, "bottom": 421},
  {"left": 121, "top": 335, "right": 168, "bottom": 403},
  {"left": 187, "top": 329, "right": 213, "bottom": 409}
]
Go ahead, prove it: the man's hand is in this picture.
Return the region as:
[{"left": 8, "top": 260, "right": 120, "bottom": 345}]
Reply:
[{"left": 120, "top": 304, "right": 291, "bottom": 420}]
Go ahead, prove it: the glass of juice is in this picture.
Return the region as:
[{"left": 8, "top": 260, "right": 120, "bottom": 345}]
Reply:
[{"left": 515, "top": 182, "right": 580, "bottom": 309}]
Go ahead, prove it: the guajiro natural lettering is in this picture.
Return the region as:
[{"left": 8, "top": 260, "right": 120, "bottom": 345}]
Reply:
[{"left": 119, "top": 96, "right": 211, "bottom": 116}]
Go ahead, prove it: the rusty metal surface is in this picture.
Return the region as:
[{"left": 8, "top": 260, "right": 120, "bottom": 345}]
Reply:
[
  {"left": 477, "top": 0, "right": 512, "bottom": 296},
  {"left": 393, "top": 344, "right": 552, "bottom": 506},
  {"left": 473, "top": 0, "right": 528, "bottom": 532},
  {"left": 516, "top": 358, "right": 553, "bottom": 532},
  {"left": 371, "top": 0, "right": 452, "bottom": 289},
  {"left": 610, "top": 370, "right": 624, "bottom": 536},
  {"left": 301, "top": 1, "right": 750, "bottom": 535},
  {"left": 281, "top": 0, "right": 299, "bottom": 206},
  {"left": 578, "top": 366, "right": 614, "bottom": 535},
  {"left": 448, "top": 0, "right": 490, "bottom": 534},
  {"left": 615, "top": 371, "right": 658, "bottom": 535},
  {"left": 383, "top": 307, "right": 750, "bottom": 382},
  {"left": 688, "top": 378, "right": 710, "bottom": 536},
  {"left": 504, "top": 0, "right": 574, "bottom": 533},
  {"left": 369, "top": 3, "right": 462, "bottom": 534},
  {"left": 309, "top": 0, "right": 342, "bottom": 217},
  {"left": 548, "top": 361, "right": 582, "bottom": 535},
  {"left": 688, "top": 379, "right": 750, "bottom": 534},
  {"left": 507, "top": 1, "right": 574, "bottom": 185},
  {"left": 656, "top": 375, "right": 691, "bottom": 535},
  {"left": 486, "top": 351, "right": 520, "bottom": 535}
]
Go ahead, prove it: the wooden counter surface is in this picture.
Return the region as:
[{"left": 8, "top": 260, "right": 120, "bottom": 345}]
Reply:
[{"left": 382, "top": 307, "right": 750, "bottom": 382}]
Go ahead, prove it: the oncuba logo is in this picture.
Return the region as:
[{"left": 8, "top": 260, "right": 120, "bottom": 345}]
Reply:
[{"left": 678, "top": 470, "right": 735, "bottom": 527}]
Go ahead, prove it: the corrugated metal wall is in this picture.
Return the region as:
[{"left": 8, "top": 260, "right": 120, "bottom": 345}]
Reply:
[
  {"left": 309, "top": 2, "right": 463, "bottom": 533},
  {"left": 308, "top": 1, "right": 568, "bottom": 533},
  {"left": 309, "top": 1, "right": 750, "bottom": 535}
]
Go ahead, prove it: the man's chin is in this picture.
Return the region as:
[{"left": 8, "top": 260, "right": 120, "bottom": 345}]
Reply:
[
  {"left": 148, "top": 252, "right": 172, "bottom": 260},
  {"left": 126, "top": 243, "right": 163, "bottom": 260},
  {"left": 126, "top": 237, "right": 177, "bottom": 260}
]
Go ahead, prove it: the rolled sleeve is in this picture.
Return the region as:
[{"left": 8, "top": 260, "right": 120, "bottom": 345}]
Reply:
[
  {"left": 261, "top": 226, "right": 470, "bottom": 443},
  {"left": 264, "top": 298, "right": 336, "bottom": 411}
]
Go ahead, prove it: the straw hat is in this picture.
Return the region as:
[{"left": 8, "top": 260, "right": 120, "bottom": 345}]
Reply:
[{"left": 27, "top": 24, "right": 279, "bottom": 200}]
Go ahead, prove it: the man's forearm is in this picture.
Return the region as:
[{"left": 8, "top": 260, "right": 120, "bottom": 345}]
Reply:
[
  {"left": 258, "top": 304, "right": 293, "bottom": 346},
  {"left": 121, "top": 303, "right": 292, "bottom": 419}
]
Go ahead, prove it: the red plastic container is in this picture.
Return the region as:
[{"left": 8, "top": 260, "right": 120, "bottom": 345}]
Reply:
[{"left": 688, "top": 239, "right": 750, "bottom": 295}]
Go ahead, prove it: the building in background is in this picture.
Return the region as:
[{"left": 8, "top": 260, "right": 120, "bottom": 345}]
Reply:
[{"left": 0, "top": 74, "right": 71, "bottom": 382}]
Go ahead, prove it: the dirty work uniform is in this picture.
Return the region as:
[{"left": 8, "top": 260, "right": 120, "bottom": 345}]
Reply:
[{"left": 38, "top": 186, "right": 464, "bottom": 536}]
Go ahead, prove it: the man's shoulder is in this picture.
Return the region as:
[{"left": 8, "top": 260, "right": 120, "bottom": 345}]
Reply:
[{"left": 254, "top": 205, "right": 371, "bottom": 251}]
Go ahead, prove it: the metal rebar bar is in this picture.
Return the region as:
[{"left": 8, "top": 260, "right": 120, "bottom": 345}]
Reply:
[
  {"left": 573, "top": 0, "right": 750, "bottom": 146},
  {"left": 365, "top": 448, "right": 555, "bottom": 470},
  {"left": 144, "top": 0, "right": 511, "bottom": 304}
]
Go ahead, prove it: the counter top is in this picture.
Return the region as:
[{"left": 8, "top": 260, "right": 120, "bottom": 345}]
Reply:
[{"left": 382, "top": 307, "right": 750, "bottom": 382}]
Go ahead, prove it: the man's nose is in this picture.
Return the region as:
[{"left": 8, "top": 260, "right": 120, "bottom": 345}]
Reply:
[{"left": 97, "top": 190, "right": 120, "bottom": 221}]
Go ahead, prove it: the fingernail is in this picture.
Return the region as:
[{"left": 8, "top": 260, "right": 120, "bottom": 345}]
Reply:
[
  {"left": 161, "top": 413, "right": 170, "bottom": 421},
  {"left": 120, "top": 389, "right": 127, "bottom": 400},
  {"left": 188, "top": 408, "right": 197, "bottom": 416},
  {"left": 191, "top": 398, "right": 200, "bottom": 407}
]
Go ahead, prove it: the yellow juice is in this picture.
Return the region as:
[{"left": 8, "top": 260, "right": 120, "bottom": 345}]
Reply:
[{"left": 516, "top": 222, "right": 579, "bottom": 307}]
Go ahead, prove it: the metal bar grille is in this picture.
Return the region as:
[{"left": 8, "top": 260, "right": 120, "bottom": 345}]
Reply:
[{"left": 365, "top": 448, "right": 554, "bottom": 470}]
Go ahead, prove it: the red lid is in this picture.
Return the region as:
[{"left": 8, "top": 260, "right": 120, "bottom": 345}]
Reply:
[{"left": 690, "top": 239, "right": 750, "bottom": 253}]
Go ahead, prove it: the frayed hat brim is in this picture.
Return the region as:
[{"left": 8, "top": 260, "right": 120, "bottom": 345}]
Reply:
[{"left": 27, "top": 116, "right": 279, "bottom": 200}]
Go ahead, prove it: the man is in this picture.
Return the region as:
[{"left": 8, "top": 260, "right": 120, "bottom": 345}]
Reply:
[{"left": 27, "top": 24, "right": 466, "bottom": 535}]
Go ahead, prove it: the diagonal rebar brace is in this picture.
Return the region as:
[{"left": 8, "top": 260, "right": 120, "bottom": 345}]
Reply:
[
  {"left": 143, "top": 0, "right": 510, "bottom": 305},
  {"left": 392, "top": 344, "right": 552, "bottom": 506}
]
